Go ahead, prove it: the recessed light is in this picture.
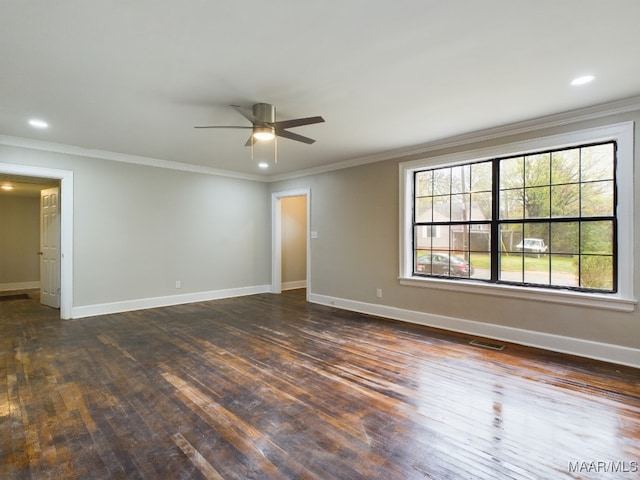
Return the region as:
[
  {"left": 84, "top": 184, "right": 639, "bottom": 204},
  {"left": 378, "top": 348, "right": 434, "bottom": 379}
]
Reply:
[
  {"left": 29, "top": 119, "right": 49, "bottom": 129},
  {"left": 258, "top": 162, "right": 269, "bottom": 169},
  {"left": 1, "top": 185, "right": 15, "bottom": 191},
  {"left": 571, "top": 75, "right": 594, "bottom": 86}
]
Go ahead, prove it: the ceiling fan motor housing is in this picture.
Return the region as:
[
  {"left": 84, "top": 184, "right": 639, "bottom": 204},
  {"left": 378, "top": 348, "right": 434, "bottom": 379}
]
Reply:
[{"left": 252, "top": 103, "right": 276, "bottom": 123}]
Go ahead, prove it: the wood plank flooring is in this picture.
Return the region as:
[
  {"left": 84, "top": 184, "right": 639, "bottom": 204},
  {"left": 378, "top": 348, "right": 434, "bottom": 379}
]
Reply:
[{"left": 1, "top": 289, "right": 639, "bottom": 479}]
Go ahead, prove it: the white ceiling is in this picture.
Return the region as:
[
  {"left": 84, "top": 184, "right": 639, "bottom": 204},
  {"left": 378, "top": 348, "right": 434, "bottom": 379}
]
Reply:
[{"left": 1, "top": 1, "right": 639, "bottom": 179}]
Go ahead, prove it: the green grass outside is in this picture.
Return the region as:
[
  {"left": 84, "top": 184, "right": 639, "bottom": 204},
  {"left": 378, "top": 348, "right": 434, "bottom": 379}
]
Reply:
[{"left": 469, "top": 252, "right": 576, "bottom": 273}]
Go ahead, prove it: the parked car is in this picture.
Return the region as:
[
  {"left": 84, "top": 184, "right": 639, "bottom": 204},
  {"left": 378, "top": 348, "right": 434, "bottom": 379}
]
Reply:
[
  {"left": 416, "top": 253, "right": 474, "bottom": 277},
  {"left": 515, "top": 238, "right": 548, "bottom": 257}
]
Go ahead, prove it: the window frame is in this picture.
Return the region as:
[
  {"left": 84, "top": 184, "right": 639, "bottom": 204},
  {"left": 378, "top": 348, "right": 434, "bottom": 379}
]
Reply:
[{"left": 399, "top": 122, "right": 635, "bottom": 312}]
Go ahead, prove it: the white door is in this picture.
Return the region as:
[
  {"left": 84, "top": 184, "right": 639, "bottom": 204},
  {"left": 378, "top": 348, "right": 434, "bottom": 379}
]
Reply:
[{"left": 40, "top": 186, "right": 61, "bottom": 308}]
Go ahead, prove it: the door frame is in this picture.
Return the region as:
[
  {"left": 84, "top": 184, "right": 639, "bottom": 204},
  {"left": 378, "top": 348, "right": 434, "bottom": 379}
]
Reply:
[
  {"left": 271, "top": 188, "right": 310, "bottom": 299},
  {"left": 0, "top": 163, "right": 73, "bottom": 319}
]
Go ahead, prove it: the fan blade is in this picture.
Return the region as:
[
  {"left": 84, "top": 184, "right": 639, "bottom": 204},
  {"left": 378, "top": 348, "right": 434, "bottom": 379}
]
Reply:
[
  {"left": 231, "top": 104, "right": 264, "bottom": 125},
  {"left": 244, "top": 135, "right": 256, "bottom": 147},
  {"left": 272, "top": 116, "right": 325, "bottom": 130},
  {"left": 194, "top": 125, "right": 253, "bottom": 129},
  {"left": 275, "top": 129, "right": 316, "bottom": 144}
]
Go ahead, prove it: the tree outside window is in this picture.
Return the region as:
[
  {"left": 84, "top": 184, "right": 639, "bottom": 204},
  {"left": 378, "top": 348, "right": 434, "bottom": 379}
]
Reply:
[{"left": 413, "top": 141, "right": 616, "bottom": 292}]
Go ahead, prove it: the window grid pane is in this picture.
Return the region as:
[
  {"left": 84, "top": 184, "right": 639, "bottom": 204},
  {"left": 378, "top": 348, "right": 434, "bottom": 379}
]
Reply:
[{"left": 413, "top": 141, "right": 616, "bottom": 293}]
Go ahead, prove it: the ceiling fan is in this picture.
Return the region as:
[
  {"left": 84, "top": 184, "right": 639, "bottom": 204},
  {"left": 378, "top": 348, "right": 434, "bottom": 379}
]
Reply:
[{"left": 195, "top": 103, "right": 325, "bottom": 146}]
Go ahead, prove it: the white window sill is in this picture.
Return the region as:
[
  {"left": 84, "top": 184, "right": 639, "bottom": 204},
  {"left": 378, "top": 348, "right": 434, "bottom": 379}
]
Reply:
[{"left": 399, "top": 276, "right": 637, "bottom": 312}]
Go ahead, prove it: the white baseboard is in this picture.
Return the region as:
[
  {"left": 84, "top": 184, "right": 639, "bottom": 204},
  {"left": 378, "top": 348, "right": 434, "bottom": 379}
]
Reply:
[
  {"left": 0, "top": 281, "right": 40, "bottom": 292},
  {"left": 282, "top": 280, "right": 307, "bottom": 291},
  {"left": 72, "top": 284, "right": 271, "bottom": 319},
  {"left": 308, "top": 293, "right": 640, "bottom": 369}
]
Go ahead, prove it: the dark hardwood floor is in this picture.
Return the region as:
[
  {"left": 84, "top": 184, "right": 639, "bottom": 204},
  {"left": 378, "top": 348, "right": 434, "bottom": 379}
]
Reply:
[{"left": 1, "top": 289, "right": 638, "bottom": 479}]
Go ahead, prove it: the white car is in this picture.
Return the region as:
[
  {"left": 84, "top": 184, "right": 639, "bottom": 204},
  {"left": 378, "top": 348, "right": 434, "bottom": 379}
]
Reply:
[{"left": 516, "top": 238, "right": 548, "bottom": 257}]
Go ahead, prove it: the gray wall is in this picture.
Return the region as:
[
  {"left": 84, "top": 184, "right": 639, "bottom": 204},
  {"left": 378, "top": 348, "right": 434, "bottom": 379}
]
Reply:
[
  {"left": 1, "top": 106, "right": 638, "bottom": 360},
  {"left": 0, "top": 194, "right": 40, "bottom": 287},
  {"left": 0, "top": 145, "right": 271, "bottom": 307},
  {"left": 270, "top": 110, "right": 640, "bottom": 352}
]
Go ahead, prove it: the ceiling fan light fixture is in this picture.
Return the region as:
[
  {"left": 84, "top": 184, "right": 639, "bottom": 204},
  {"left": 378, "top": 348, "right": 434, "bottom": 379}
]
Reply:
[{"left": 253, "top": 126, "right": 275, "bottom": 141}]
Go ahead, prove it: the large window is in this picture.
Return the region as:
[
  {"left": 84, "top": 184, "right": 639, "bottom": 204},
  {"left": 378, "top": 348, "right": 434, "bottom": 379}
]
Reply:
[
  {"left": 400, "top": 123, "right": 634, "bottom": 310},
  {"left": 413, "top": 142, "right": 616, "bottom": 292}
]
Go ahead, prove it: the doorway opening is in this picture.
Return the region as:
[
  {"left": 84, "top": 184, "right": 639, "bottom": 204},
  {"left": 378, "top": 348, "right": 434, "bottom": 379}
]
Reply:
[
  {"left": 0, "top": 163, "right": 73, "bottom": 319},
  {"left": 272, "top": 189, "right": 310, "bottom": 300}
]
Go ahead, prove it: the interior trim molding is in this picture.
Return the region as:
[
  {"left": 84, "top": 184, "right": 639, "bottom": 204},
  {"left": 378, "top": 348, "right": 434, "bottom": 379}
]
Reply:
[
  {"left": 271, "top": 188, "right": 311, "bottom": 301},
  {"left": 2, "top": 96, "right": 639, "bottom": 184},
  {"left": 71, "top": 284, "right": 271, "bottom": 319},
  {"left": 0, "top": 281, "right": 40, "bottom": 292},
  {"left": 0, "top": 163, "right": 74, "bottom": 319},
  {"left": 308, "top": 293, "right": 640, "bottom": 368},
  {"left": 397, "top": 277, "right": 636, "bottom": 313},
  {"left": 281, "top": 280, "right": 307, "bottom": 291},
  {"left": 0, "top": 134, "right": 264, "bottom": 182},
  {"left": 267, "top": 94, "right": 640, "bottom": 182}
]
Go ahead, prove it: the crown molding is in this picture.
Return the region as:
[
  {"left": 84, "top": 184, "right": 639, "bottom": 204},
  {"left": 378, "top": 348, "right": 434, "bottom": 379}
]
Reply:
[
  {"left": 0, "top": 135, "right": 265, "bottom": 182},
  {"left": 266, "top": 94, "right": 640, "bottom": 182},
  {"left": 2, "top": 95, "right": 639, "bottom": 184}
]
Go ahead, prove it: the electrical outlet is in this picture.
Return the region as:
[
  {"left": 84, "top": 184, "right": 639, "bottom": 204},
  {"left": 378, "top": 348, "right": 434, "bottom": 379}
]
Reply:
[
  {"left": 175, "top": 280, "right": 181, "bottom": 289},
  {"left": 376, "top": 288, "right": 382, "bottom": 298}
]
